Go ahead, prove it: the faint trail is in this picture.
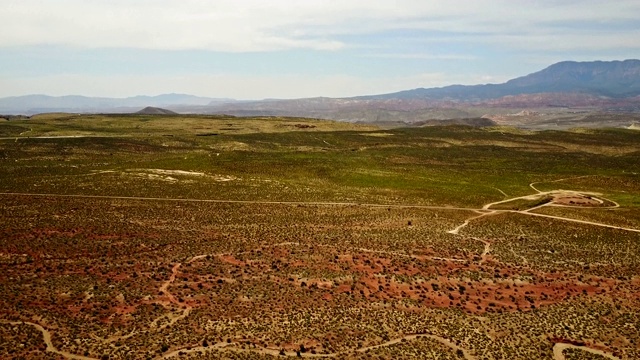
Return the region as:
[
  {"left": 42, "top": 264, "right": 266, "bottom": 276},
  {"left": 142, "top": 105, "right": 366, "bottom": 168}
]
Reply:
[
  {"left": 313, "top": 136, "right": 333, "bottom": 146},
  {"left": 90, "top": 330, "right": 136, "bottom": 344},
  {"left": 530, "top": 182, "right": 542, "bottom": 193},
  {"left": 150, "top": 263, "right": 193, "bottom": 332},
  {"left": 510, "top": 248, "right": 528, "bottom": 266},
  {"left": 152, "top": 308, "right": 192, "bottom": 332},
  {"left": 0, "top": 135, "right": 126, "bottom": 140},
  {"left": 187, "top": 254, "right": 210, "bottom": 263},
  {"left": 0, "top": 320, "right": 98, "bottom": 360},
  {"left": 489, "top": 187, "right": 508, "bottom": 198},
  {"left": 161, "top": 250, "right": 478, "bottom": 359},
  {"left": 2, "top": 261, "right": 191, "bottom": 357},
  {"left": 159, "top": 263, "right": 181, "bottom": 303},
  {"left": 553, "top": 342, "right": 620, "bottom": 360},
  {"left": 429, "top": 256, "right": 468, "bottom": 263},
  {"left": 0, "top": 192, "right": 481, "bottom": 212},
  {"left": 483, "top": 194, "right": 543, "bottom": 210},
  {"left": 513, "top": 211, "right": 640, "bottom": 233},
  {"left": 355, "top": 334, "right": 476, "bottom": 359},
  {"left": 160, "top": 333, "right": 475, "bottom": 359},
  {"left": 529, "top": 175, "right": 595, "bottom": 193},
  {"left": 448, "top": 211, "right": 496, "bottom": 235},
  {"left": 474, "top": 238, "right": 492, "bottom": 264},
  {"left": 161, "top": 343, "right": 333, "bottom": 358},
  {"left": 522, "top": 198, "right": 554, "bottom": 213},
  {"left": 188, "top": 242, "right": 468, "bottom": 267},
  {"left": 329, "top": 245, "right": 468, "bottom": 263},
  {"left": 160, "top": 341, "right": 238, "bottom": 359}
]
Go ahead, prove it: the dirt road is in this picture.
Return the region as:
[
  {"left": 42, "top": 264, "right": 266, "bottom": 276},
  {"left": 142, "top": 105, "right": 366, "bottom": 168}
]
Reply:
[
  {"left": 0, "top": 320, "right": 98, "bottom": 360},
  {"left": 160, "top": 332, "right": 476, "bottom": 359},
  {"left": 553, "top": 342, "right": 620, "bottom": 360},
  {"left": 0, "top": 192, "right": 480, "bottom": 211}
]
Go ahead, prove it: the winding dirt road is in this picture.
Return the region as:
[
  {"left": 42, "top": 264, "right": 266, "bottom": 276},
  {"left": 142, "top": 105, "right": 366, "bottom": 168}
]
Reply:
[
  {"left": 449, "top": 183, "right": 636, "bottom": 234},
  {"left": 149, "top": 253, "right": 478, "bottom": 359},
  {"left": 1, "top": 179, "right": 637, "bottom": 359},
  {"left": 448, "top": 211, "right": 496, "bottom": 235},
  {"left": 150, "top": 263, "right": 193, "bottom": 332},
  {"left": 3, "top": 191, "right": 635, "bottom": 233},
  {"left": 0, "top": 320, "right": 99, "bottom": 360},
  {"left": 1, "top": 245, "right": 478, "bottom": 360},
  {"left": 160, "top": 332, "right": 476, "bottom": 359},
  {"left": 553, "top": 342, "right": 620, "bottom": 360}
]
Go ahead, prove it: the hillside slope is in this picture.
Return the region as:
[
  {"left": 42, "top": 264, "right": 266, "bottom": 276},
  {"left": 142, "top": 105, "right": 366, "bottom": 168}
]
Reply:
[{"left": 361, "top": 60, "right": 640, "bottom": 100}]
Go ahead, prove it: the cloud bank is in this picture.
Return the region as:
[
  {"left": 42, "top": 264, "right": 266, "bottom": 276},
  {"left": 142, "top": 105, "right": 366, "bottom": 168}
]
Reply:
[
  {"left": 1, "top": 1, "right": 639, "bottom": 98},
  {"left": 4, "top": 0, "right": 640, "bottom": 52}
]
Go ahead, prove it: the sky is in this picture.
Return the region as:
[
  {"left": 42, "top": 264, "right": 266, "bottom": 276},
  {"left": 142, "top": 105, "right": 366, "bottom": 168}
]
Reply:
[{"left": 1, "top": 0, "right": 639, "bottom": 100}]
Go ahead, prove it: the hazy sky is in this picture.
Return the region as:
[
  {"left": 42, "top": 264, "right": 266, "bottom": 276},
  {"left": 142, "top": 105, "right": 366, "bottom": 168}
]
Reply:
[{"left": 2, "top": 0, "right": 639, "bottom": 99}]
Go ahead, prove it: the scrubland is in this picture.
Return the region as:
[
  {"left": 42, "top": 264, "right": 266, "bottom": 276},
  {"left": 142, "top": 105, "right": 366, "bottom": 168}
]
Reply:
[{"left": 0, "top": 114, "right": 638, "bottom": 359}]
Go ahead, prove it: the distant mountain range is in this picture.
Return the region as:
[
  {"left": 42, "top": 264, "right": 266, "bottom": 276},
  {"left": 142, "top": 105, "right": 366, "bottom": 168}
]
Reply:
[
  {"left": 206, "top": 60, "right": 640, "bottom": 123},
  {"left": 0, "top": 93, "right": 232, "bottom": 115},
  {"left": 359, "top": 59, "right": 640, "bottom": 100},
  {"left": 2, "top": 60, "right": 640, "bottom": 123}
]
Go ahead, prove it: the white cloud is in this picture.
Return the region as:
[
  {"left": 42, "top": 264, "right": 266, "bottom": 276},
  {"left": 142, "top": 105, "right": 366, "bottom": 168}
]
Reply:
[
  {"left": 2, "top": 0, "right": 640, "bottom": 53},
  {"left": 2, "top": 1, "right": 639, "bottom": 99},
  {"left": 361, "top": 53, "right": 478, "bottom": 60},
  {"left": 2, "top": 0, "right": 351, "bottom": 51}
]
